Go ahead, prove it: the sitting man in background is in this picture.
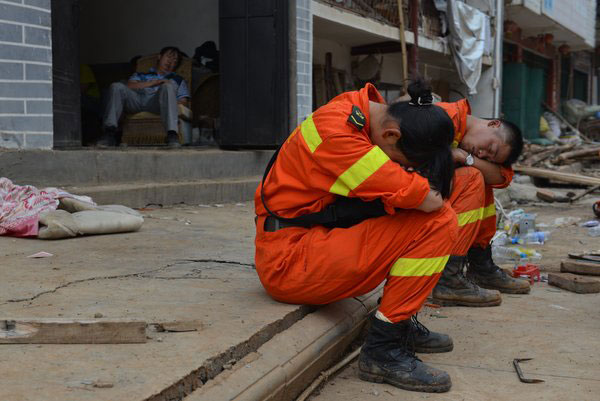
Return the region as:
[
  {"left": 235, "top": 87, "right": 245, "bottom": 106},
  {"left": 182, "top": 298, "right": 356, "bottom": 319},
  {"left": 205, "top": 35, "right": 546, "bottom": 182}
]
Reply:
[{"left": 97, "top": 46, "right": 190, "bottom": 148}]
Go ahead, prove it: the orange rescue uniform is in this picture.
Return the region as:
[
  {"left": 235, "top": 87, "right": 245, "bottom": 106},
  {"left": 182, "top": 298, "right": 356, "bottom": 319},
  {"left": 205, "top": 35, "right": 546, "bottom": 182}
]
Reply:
[
  {"left": 437, "top": 99, "right": 514, "bottom": 250},
  {"left": 254, "top": 85, "right": 487, "bottom": 323}
]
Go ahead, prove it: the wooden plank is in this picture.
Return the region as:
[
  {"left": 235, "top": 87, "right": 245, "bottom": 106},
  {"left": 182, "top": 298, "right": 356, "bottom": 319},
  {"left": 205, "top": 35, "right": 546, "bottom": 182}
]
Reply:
[
  {"left": 0, "top": 319, "right": 147, "bottom": 344},
  {"left": 561, "top": 259, "right": 600, "bottom": 276},
  {"left": 513, "top": 166, "right": 600, "bottom": 186},
  {"left": 548, "top": 273, "right": 600, "bottom": 294},
  {"left": 536, "top": 188, "right": 569, "bottom": 202},
  {"left": 556, "top": 146, "right": 600, "bottom": 162}
]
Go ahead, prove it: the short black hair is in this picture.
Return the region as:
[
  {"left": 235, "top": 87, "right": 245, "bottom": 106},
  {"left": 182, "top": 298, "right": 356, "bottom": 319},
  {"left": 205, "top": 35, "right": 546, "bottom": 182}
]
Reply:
[
  {"left": 499, "top": 119, "right": 523, "bottom": 167},
  {"left": 159, "top": 46, "right": 182, "bottom": 69}
]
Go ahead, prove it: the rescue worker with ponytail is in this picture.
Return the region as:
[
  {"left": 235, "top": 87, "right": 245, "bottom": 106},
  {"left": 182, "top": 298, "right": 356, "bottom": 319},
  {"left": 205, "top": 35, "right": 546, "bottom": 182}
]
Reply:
[{"left": 255, "top": 79, "right": 488, "bottom": 393}]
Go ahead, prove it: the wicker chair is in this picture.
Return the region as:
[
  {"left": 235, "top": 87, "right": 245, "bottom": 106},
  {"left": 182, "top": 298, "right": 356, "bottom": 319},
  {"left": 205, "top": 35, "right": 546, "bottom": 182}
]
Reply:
[{"left": 120, "top": 54, "right": 193, "bottom": 145}]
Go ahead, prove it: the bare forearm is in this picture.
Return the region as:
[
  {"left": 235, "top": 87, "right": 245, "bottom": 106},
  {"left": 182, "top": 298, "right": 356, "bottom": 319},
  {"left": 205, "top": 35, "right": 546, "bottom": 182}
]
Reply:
[
  {"left": 471, "top": 157, "right": 505, "bottom": 185},
  {"left": 177, "top": 98, "right": 190, "bottom": 107},
  {"left": 452, "top": 148, "right": 505, "bottom": 185}
]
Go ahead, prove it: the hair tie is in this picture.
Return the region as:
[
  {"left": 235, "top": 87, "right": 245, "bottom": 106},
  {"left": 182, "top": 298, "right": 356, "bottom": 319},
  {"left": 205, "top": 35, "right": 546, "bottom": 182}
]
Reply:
[{"left": 409, "top": 95, "right": 433, "bottom": 106}]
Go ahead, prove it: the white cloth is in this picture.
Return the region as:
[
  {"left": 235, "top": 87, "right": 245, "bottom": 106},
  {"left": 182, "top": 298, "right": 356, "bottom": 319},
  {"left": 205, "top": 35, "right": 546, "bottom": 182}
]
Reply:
[{"left": 447, "top": 0, "right": 491, "bottom": 95}]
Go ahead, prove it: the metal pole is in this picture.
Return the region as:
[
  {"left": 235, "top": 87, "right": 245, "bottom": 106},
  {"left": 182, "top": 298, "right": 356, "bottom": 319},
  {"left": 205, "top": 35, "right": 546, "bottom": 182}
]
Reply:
[{"left": 493, "top": 0, "right": 504, "bottom": 118}]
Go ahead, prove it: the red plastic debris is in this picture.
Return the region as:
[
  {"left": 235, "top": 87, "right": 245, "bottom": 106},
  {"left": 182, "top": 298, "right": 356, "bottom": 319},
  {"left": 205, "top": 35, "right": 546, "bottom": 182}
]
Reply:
[{"left": 512, "top": 263, "right": 541, "bottom": 285}]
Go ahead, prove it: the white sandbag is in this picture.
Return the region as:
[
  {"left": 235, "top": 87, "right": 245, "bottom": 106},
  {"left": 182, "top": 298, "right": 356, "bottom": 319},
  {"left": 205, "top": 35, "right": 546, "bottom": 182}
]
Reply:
[
  {"left": 58, "top": 197, "right": 98, "bottom": 213},
  {"left": 38, "top": 210, "right": 81, "bottom": 239},
  {"left": 96, "top": 204, "right": 142, "bottom": 217},
  {"left": 72, "top": 210, "right": 144, "bottom": 235}
]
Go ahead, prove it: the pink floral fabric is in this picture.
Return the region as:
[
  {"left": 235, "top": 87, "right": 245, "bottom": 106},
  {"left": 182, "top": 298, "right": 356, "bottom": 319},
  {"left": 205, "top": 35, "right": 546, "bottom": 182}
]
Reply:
[{"left": 0, "top": 178, "right": 94, "bottom": 237}]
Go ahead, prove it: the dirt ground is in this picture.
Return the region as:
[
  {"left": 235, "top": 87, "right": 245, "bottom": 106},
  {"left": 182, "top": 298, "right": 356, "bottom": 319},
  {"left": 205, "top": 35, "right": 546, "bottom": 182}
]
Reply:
[
  {"left": 311, "top": 199, "right": 600, "bottom": 401},
  {"left": 0, "top": 202, "right": 306, "bottom": 401}
]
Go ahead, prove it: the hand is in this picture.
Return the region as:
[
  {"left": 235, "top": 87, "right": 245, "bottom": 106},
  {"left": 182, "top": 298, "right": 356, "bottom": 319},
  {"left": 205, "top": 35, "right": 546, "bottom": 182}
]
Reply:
[
  {"left": 416, "top": 189, "right": 443, "bottom": 212},
  {"left": 452, "top": 148, "right": 469, "bottom": 164},
  {"left": 148, "top": 79, "right": 166, "bottom": 87}
]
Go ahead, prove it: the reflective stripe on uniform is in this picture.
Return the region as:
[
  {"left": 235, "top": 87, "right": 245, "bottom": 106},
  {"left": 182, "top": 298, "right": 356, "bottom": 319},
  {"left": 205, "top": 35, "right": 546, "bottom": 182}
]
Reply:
[
  {"left": 456, "top": 203, "right": 496, "bottom": 227},
  {"left": 388, "top": 255, "right": 450, "bottom": 277},
  {"left": 300, "top": 114, "right": 322, "bottom": 153},
  {"left": 329, "top": 146, "right": 389, "bottom": 196},
  {"left": 482, "top": 202, "right": 496, "bottom": 219}
]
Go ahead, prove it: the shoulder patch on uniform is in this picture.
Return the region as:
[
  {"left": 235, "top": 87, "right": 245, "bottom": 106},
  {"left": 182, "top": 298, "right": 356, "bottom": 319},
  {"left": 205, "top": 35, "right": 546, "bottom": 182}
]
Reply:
[{"left": 347, "top": 105, "right": 366, "bottom": 130}]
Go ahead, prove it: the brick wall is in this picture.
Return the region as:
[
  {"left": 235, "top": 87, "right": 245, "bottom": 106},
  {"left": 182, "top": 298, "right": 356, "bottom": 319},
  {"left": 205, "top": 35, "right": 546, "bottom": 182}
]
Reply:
[
  {"left": 0, "top": 0, "right": 52, "bottom": 149},
  {"left": 296, "top": 0, "right": 312, "bottom": 126}
]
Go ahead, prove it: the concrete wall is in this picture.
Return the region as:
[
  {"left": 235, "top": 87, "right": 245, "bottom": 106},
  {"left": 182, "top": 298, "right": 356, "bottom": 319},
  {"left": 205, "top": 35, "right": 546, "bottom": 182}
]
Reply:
[
  {"left": 542, "top": 0, "right": 596, "bottom": 48},
  {"left": 469, "top": 65, "right": 495, "bottom": 118},
  {"left": 0, "top": 0, "right": 53, "bottom": 149},
  {"left": 296, "top": 0, "right": 313, "bottom": 126},
  {"left": 79, "top": 0, "right": 219, "bottom": 64}
]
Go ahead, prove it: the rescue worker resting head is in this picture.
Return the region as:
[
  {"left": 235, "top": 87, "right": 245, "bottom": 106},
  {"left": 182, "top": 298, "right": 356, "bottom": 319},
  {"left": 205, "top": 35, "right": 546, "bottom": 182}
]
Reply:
[
  {"left": 430, "top": 98, "right": 528, "bottom": 307},
  {"left": 254, "top": 77, "right": 497, "bottom": 393}
]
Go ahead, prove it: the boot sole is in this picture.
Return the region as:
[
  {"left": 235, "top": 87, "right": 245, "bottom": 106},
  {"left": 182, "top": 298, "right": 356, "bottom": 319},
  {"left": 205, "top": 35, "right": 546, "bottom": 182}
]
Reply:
[
  {"left": 358, "top": 370, "right": 451, "bottom": 393},
  {"left": 414, "top": 344, "right": 453, "bottom": 353},
  {"left": 430, "top": 297, "right": 502, "bottom": 307},
  {"left": 478, "top": 285, "right": 531, "bottom": 295}
]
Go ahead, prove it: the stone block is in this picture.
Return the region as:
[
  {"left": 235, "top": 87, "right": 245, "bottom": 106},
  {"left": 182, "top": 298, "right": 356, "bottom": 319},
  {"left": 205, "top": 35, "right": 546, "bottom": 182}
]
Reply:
[
  {"left": 25, "top": 133, "right": 52, "bottom": 148},
  {"left": 0, "top": 115, "right": 52, "bottom": 131},
  {"left": 24, "top": 26, "right": 50, "bottom": 46},
  {"left": 26, "top": 100, "right": 52, "bottom": 114},
  {"left": 0, "top": 22, "right": 23, "bottom": 43},
  {"left": 0, "top": 62, "right": 23, "bottom": 79},
  {"left": 0, "top": 100, "right": 25, "bottom": 114},
  {"left": 0, "top": 82, "right": 52, "bottom": 98},
  {"left": 0, "top": 3, "right": 51, "bottom": 27},
  {"left": 0, "top": 43, "right": 51, "bottom": 62},
  {"left": 548, "top": 273, "right": 600, "bottom": 294},
  {"left": 25, "top": 63, "right": 51, "bottom": 80}
]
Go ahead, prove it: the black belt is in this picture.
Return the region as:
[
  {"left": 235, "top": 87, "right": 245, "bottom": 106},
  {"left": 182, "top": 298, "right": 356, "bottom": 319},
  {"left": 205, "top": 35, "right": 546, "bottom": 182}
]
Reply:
[{"left": 263, "top": 216, "right": 305, "bottom": 232}]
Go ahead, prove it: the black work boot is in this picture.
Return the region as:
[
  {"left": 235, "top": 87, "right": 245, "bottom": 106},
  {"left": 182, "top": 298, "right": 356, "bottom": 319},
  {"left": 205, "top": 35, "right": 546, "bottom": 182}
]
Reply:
[
  {"left": 431, "top": 256, "right": 502, "bottom": 307},
  {"left": 410, "top": 314, "right": 453, "bottom": 353},
  {"left": 97, "top": 126, "right": 119, "bottom": 148},
  {"left": 358, "top": 316, "right": 452, "bottom": 393},
  {"left": 467, "top": 246, "right": 531, "bottom": 294}
]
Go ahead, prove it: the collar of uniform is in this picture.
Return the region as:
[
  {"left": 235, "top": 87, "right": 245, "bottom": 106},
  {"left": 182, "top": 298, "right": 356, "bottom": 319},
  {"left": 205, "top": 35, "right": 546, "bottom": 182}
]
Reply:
[{"left": 357, "top": 83, "right": 386, "bottom": 136}]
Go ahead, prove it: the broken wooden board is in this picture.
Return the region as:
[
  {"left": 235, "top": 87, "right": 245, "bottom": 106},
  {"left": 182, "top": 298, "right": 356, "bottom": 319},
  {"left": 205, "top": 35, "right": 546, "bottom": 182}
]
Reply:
[
  {"left": 548, "top": 273, "right": 600, "bottom": 294},
  {"left": 561, "top": 259, "right": 600, "bottom": 276},
  {"left": 536, "top": 189, "right": 570, "bottom": 203},
  {"left": 0, "top": 319, "right": 147, "bottom": 344},
  {"left": 513, "top": 166, "right": 600, "bottom": 186}
]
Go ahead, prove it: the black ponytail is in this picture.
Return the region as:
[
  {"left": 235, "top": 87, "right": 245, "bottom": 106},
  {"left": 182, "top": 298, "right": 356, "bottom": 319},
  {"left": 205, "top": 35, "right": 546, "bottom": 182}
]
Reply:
[{"left": 387, "top": 78, "right": 455, "bottom": 198}]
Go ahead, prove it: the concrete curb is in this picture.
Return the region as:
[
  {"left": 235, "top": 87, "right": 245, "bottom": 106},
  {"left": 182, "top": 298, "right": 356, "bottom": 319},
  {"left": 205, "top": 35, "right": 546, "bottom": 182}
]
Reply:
[
  {"left": 65, "top": 176, "right": 262, "bottom": 208},
  {"left": 186, "top": 290, "right": 381, "bottom": 401}
]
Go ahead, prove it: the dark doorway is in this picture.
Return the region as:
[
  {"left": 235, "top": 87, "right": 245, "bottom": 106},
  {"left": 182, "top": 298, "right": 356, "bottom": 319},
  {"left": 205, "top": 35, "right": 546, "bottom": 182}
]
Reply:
[
  {"left": 218, "top": 0, "right": 289, "bottom": 148},
  {"left": 51, "top": 0, "right": 82, "bottom": 148}
]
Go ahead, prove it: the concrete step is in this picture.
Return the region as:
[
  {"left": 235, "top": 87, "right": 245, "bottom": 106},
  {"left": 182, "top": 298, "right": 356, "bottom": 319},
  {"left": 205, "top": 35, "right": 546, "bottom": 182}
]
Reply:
[
  {"left": 0, "top": 148, "right": 273, "bottom": 187},
  {"left": 65, "top": 176, "right": 262, "bottom": 208}
]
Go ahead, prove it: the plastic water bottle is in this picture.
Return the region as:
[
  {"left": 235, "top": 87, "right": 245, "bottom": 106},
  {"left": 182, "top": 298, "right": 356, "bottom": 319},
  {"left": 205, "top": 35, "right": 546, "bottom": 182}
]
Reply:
[
  {"left": 589, "top": 226, "right": 600, "bottom": 237},
  {"left": 492, "top": 245, "right": 526, "bottom": 261},
  {"left": 511, "top": 231, "right": 551, "bottom": 245},
  {"left": 492, "top": 245, "right": 542, "bottom": 261}
]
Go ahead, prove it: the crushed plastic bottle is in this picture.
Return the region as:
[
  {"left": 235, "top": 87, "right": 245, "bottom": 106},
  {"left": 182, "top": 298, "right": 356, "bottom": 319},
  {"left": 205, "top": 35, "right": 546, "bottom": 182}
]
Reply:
[
  {"left": 492, "top": 231, "right": 509, "bottom": 246},
  {"left": 511, "top": 231, "right": 551, "bottom": 245},
  {"left": 492, "top": 245, "right": 542, "bottom": 261},
  {"left": 588, "top": 226, "right": 600, "bottom": 237}
]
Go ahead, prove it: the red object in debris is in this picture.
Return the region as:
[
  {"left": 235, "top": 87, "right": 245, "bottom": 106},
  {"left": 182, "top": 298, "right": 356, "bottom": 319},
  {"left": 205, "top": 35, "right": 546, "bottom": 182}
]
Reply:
[
  {"left": 512, "top": 263, "right": 541, "bottom": 285},
  {"left": 593, "top": 201, "right": 600, "bottom": 218}
]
